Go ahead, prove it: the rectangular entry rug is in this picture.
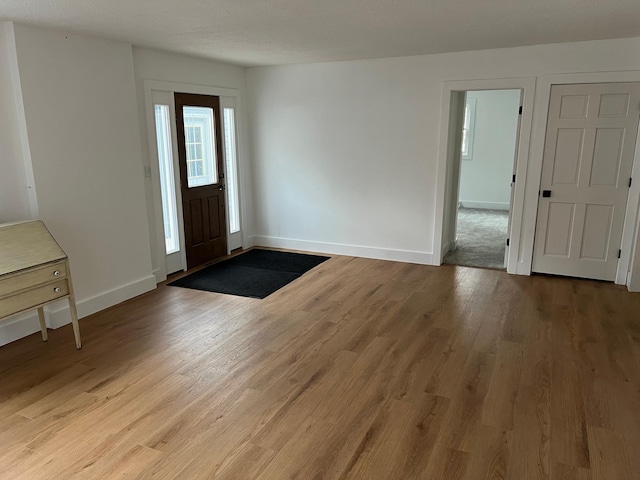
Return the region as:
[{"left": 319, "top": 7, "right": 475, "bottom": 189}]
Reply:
[{"left": 168, "top": 248, "right": 330, "bottom": 299}]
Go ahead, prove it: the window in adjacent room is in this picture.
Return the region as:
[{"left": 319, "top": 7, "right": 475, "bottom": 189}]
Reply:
[{"left": 461, "top": 97, "right": 477, "bottom": 160}]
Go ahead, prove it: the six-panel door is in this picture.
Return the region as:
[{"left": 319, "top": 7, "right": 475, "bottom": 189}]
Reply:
[{"left": 532, "top": 83, "right": 640, "bottom": 281}]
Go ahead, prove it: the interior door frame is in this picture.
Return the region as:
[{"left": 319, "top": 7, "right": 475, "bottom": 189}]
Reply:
[
  {"left": 528, "top": 73, "right": 640, "bottom": 287},
  {"left": 434, "top": 77, "right": 536, "bottom": 275},
  {"left": 143, "top": 80, "right": 248, "bottom": 283},
  {"left": 435, "top": 72, "right": 640, "bottom": 290}
]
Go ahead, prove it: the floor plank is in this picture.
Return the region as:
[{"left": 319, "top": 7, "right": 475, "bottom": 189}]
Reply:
[{"left": 1, "top": 255, "right": 639, "bottom": 479}]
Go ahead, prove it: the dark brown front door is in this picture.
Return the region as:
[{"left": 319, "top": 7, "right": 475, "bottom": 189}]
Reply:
[{"left": 174, "top": 93, "right": 227, "bottom": 269}]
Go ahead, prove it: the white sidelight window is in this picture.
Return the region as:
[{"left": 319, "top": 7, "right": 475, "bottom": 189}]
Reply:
[
  {"left": 223, "top": 107, "right": 241, "bottom": 234},
  {"left": 154, "top": 104, "right": 180, "bottom": 254}
]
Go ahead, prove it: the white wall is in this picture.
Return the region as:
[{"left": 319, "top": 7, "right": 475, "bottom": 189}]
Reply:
[
  {"left": 459, "top": 89, "right": 521, "bottom": 210},
  {"left": 247, "top": 37, "right": 640, "bottom": 265},
  {"left": 132, "top": 47, "right": 255, "bottom": 279},
  {"left": 0, "top": 22, "right": 31, "bottom": 223},
  {"left": 0, "top": 23, "right": 156, "bottom": 345}
]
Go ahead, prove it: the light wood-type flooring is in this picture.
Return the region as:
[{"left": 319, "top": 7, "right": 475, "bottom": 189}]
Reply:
[{"left": 1, "top": 254, "right": 640, "bottom": 479}]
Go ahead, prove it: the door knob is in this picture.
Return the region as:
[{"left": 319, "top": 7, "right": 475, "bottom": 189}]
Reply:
[{"left": 542, "top": 190, "right": 551, "bottom": 198}]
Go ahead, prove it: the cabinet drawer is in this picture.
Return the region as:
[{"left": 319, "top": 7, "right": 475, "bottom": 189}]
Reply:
[
  {"left": 0, "top": 279, "right": 69, "bottom": 319},
  {"left": 0, "top": 262, "right": 67, "bottom": 298}
]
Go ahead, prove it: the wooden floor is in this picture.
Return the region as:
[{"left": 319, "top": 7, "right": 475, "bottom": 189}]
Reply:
[{"left": 1, "top": 255, "right": 640, "bottom": 479}]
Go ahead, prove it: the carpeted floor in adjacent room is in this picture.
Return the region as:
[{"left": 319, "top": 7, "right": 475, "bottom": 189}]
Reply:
[{"left": 444, "top": 207, "right": 509, "bottom": 270}]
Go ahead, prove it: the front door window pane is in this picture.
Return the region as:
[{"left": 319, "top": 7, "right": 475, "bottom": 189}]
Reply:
[{"left": 183, "top": 106, "right": 218, "bottom": 187}]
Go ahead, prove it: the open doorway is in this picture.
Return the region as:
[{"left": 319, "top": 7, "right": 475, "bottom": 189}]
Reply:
[{"left": 443, "top": 89, "right": 522, "bottom": 270}]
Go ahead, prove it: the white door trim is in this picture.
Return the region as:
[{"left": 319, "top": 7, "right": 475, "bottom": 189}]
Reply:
[
  {"left": 143, "top": 80, "right": 248, "bottom": 283},
  {"left": 626, "top": 125, "right": 640, "bottom": 288},
  {"left": 435, "top": 72, "right": 640, "bottom": 289},
  {"left": 528, "top": 72, "right": 640, "bottom": 287},
  {"left": 434, "top": 77, "right": 536, "bottom": 275}
]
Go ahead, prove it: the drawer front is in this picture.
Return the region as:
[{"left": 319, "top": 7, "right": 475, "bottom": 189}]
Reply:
[
  {"left": 0, "top": 262, "right": 67, "bottom": 298},
  {"left": 0, "top": 279, "right": 69, "bottom": 319}
]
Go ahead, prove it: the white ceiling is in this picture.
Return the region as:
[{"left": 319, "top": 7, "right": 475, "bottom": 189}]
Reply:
[{"left": 1, "top": 0, "right": 639, "bottom": 67}]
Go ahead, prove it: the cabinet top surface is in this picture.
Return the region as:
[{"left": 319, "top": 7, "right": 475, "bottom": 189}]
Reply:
[{"left": 0, "top": 220, "right": 67, "bottom": 276}]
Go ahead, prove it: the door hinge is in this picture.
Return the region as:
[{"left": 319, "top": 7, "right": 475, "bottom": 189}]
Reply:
[
  {"left": 512, "top": 174, "right": 516, "bottom": 183},
  {"left": 506, "top": 238, "right": 510, "bottom": 246},
  {"left": 629, "top": 178, "right": 632, "bottom": 188},
  {"left": 518, "top": 106, "right": 523, "bottom": 115},
  {"left": 618, "top": 249, "right": 622, "bottom": 259}
]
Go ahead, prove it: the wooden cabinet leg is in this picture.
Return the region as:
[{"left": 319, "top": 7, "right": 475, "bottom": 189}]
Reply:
[
  {"left": 37, "top": 307, "right": 48, "bottom": 342},
  {"left": 68, "top": 295, "right": 81, "bottom": 350}
]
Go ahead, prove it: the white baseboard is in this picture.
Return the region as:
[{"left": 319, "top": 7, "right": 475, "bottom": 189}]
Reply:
[
  {"left": 627, "top": 271, "right": 640, "bottom": 292},
  {"left": 0, "top": 311, "right": 43, "bottom": 347},
  {"left": 0, "top": 274, "right": 157, "bottom": 347},
  {"left": 253, "top": 235, "right": 435, "bottom": 265},
  {"left": 245, "top": 235, "right": 257, "bottom": 249},
  {"left": 459, "top": 201, "right": 510, "bottom": 211},
  {"left": 442, "top": 240, "right": 457, "bottom": 256},
  {"left": 153, "top": 268, "right": 164, "bottom": 285}
]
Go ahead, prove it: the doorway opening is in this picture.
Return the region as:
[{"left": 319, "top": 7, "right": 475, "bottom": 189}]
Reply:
[
  {"left": 443, "top": 89, "right": 522, "bottom": 270},
  {"left": 147, "top": 86, "right": 243, "bottom": 282}
]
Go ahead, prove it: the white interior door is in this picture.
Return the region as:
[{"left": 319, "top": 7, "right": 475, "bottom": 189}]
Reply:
[
  {"left": 532, "top": 82, "right": 640, "bottom": 281},
  {"left": 505, "top": 91, "right": 524, "bottom": 268}
]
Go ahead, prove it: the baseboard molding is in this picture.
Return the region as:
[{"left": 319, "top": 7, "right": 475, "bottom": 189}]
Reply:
[
  {"left": 0, "top": 274, "right": 157, "bottom": 347},
  {"left": 0, "top": 311, "right": 42, "bottom": 348},
  {"left": 245, "top": 235, "right": 257, "bottom": 249},
  {"left": 152, "top": 268, "right": 165, "bottom": 285},
  {"left": 253, "top": 235, "right": 435, "bottom": 265},
  {"left": 459, "top": 201, "right": 510, "bottom": 211},
  {"left": 627, "top": 271, "right": 640, "bottom": 292},
  {"left": 442, "top": 240, "right": 457, "bottom": 257}
]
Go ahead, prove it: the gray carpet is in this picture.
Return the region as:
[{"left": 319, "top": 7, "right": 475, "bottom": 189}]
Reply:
[{"left": 444, "top": 208, "right": 509, "bottom": 270}]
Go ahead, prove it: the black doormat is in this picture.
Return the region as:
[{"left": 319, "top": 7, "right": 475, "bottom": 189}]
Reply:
[{"left": 168, "top": 249, "right": 330, "bottom": 299}]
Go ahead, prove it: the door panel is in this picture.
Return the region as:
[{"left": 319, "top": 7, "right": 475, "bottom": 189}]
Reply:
[
  {"left": 175, "top": 93, "right": 227, "bottom": 269},
  {"left": 590, "top": 128, "right": 624, "bottom": 186},
  {"left": 543, "top": 203, "right": 575, "bottom": 256},
  {"left": 207, "top": 195, "right": 222, "bottom": 240},
  {"left": 560, "top": 95, "right": 589, "bottom": 118},
  {"left": 189, "top": 199, "right": 205, "bottom": 245},
  {"left": 580, "top": 204, "right": 612, "bottom": 260},
  {"left": 532, "top": 83, "right": 640, "bottom": 281},
  {"left": 599, "top": 93, "right": 630, "bottom": 117},
  {"left": 552, "top": 129, "right": 584, "bottom": 185}
]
